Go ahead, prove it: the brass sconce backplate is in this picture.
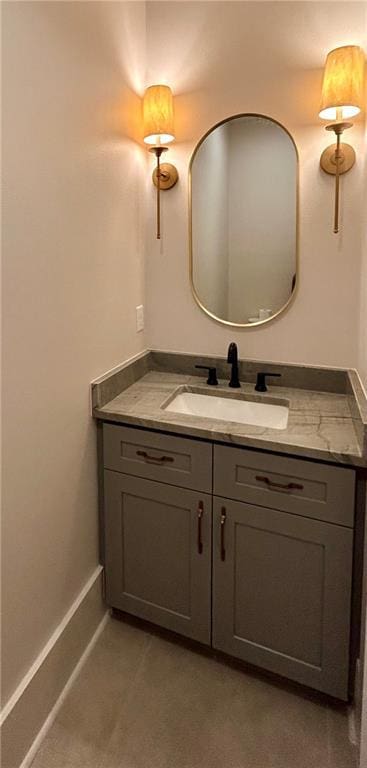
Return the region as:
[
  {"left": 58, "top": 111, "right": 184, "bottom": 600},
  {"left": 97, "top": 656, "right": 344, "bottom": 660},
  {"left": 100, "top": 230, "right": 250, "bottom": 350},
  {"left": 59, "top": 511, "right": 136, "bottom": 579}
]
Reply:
[
  {"left": 152, "top": 163, "right": 178, "bottom": 189},
  {"left": 320, "top": 143, "right": 356, "bottom": 175}
]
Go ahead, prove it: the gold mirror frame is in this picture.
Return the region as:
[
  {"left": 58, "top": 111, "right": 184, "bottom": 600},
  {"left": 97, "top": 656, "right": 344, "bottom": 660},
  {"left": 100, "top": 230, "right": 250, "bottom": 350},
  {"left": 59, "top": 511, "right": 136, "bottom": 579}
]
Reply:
[{"left": 188, "top": 113, "right": 300, "bottom": 328}]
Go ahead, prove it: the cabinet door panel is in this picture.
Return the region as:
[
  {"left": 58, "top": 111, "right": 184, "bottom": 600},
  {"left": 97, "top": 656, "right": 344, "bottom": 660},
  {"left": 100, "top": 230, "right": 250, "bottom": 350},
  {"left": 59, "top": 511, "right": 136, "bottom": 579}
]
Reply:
[
  {"left": 212, "top": 497, "right": 353, "bottom": 700},
  {"left": 104, "top": 471, "right": 212, "bottom": 645}
]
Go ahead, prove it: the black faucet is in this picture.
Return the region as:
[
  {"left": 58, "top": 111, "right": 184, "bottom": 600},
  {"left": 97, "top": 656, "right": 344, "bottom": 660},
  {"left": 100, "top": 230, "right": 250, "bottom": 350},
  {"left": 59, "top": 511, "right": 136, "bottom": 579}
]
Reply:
[{"left": 227, "top": 343, "right": 240, "bottom": 388}]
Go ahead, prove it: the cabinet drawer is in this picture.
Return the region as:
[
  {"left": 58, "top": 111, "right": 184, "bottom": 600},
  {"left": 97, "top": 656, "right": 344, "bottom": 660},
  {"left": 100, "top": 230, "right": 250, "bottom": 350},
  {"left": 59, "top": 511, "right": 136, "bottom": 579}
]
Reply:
[
  {"left": 103, "top": 424, "right": 212, "bottom": 493},
  {"left": 214, "top": 445, "right": 355, "bottom": 527}
]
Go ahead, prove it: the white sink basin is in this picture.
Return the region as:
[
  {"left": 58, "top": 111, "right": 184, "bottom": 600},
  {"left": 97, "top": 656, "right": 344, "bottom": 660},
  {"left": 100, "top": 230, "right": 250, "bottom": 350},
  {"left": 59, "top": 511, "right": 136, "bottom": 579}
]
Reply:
[{"left": 163, "top": 390, "right": 289, "bottom": 430}]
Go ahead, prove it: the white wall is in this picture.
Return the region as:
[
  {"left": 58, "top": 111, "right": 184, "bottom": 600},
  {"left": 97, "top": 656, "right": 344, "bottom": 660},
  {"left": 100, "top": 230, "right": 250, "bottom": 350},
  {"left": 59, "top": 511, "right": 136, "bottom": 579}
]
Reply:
[
  {"left": 192, "top": 124, "right": 229, "bottom": 318},
  {"left": 1, "top": 0, "right": 146, "bottom": 705},
  {"left": 227, "top": 118, "right": 296, "bottom": 322},
  {"left": 145, "top": 1, "right": 365, "bottom": 367}
]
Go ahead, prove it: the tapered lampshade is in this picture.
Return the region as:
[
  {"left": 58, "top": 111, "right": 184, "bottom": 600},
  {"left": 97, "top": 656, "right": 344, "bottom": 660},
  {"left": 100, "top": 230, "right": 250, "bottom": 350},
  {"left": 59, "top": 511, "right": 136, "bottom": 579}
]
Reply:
[
  {"left": 319, "top": 45, "right": 365, "bottom": 120},
  {"left": 143, "top": 85, "right": 175, "bottom": 145}
]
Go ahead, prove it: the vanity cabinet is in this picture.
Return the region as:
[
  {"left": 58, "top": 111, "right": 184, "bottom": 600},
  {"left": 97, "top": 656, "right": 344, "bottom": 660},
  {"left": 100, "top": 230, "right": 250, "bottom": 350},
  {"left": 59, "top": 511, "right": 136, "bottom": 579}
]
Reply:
[
  {"left": 101, "top": 423, "right": 355, "bottom": 700},
  {"left": 103, "top": 424, "right": 213, "bottom": 645}
]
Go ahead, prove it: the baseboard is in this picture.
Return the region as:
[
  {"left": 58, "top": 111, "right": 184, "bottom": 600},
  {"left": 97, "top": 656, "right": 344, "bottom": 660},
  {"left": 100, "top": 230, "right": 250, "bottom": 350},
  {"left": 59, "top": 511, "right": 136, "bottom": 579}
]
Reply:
[
  {"left": 1, "top": 566, "right": 107, "bottom": 768},
  {"left": 18, "top": 611, "right": 110, "bottom": 768},
  {"left": 351, "top": 658, "right": 363, "bottom": 746},
  {"left": 349, "top": 704, "right": 358, "bottom": 747}
]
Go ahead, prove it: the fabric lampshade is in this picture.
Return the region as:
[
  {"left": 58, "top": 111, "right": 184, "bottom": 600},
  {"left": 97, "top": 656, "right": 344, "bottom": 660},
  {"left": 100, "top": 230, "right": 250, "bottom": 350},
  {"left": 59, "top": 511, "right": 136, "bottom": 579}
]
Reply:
[
  {"left": 319, "top": 45, "right": 365, "bottom": 120},
  {"left": 143, "top": 85, "right": 175, "bottom": 145}
]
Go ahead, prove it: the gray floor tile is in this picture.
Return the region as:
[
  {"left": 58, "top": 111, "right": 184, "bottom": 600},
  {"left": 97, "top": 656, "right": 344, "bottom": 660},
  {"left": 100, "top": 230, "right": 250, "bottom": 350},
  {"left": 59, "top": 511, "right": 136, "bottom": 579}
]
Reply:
[
  {"left": 31, "top": 621, "right": 150, "bottom": 768},
  {"left": 101, "top": 633, "right": 330, "bottom": 768},
  {"left": 28, "top": 736, "right": 103, "bottom": 768},
  {"left": 30, "top": 618, "right": 355, "bottom": 768}
]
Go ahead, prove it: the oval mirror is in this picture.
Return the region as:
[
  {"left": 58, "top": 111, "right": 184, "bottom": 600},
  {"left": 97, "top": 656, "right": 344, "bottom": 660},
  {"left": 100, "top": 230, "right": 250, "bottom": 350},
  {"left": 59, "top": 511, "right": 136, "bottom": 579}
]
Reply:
[{"left": 189, "top": 114, "right": 298, "bottom": 327}]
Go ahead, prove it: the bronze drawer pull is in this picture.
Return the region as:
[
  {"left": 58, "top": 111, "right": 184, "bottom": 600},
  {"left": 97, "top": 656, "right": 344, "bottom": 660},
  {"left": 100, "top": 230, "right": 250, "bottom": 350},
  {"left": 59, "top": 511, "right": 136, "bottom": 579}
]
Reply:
[
  {"left": 255, "top": 475, "right": 304, "bottom": 491},
  {"left": 220, "top": 507, "right": 226, "bottom": 561},
  {"left": 197, "top": 501, "right": 204, "bottom": 554},
  {"left": 136, "top": 450, "right": 174, "bottom": 465}
]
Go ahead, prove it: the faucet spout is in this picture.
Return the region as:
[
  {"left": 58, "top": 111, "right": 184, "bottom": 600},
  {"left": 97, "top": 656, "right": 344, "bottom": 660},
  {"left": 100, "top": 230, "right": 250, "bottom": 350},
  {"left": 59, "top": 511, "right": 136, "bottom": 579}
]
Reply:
[{"left": 227, "top": 343, "right": 241, "bottom": 388}]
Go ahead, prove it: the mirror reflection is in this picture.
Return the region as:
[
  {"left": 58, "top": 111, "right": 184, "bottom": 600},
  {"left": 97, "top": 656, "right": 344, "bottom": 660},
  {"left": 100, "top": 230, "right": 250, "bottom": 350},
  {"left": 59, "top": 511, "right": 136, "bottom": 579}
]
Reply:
[{"left": 190, "top": 115, "right": 298, "bottom": 326}]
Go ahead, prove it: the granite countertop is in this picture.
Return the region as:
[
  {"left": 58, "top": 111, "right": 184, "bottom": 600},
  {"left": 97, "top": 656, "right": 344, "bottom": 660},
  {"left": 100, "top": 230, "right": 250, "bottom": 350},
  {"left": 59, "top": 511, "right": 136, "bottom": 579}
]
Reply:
[{"left": 93, "top": 370, "right": 366, "bottom": 467}]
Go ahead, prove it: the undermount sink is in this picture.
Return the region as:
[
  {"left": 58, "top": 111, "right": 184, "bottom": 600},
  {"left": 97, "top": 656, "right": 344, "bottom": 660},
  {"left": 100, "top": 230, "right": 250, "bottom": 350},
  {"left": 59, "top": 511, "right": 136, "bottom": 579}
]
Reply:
[{"left": 163, "top": 388, "right": 289, "bottom": 430}]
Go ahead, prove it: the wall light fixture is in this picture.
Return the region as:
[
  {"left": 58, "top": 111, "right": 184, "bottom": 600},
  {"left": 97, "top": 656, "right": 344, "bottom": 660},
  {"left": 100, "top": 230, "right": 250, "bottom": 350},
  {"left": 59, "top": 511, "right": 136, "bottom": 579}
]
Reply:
[
  {"left": 319, "top": 45, "right": 365, "bottom": 233},
  {"left": 143, "top": 84, "right": 178, "bottom": 239}
]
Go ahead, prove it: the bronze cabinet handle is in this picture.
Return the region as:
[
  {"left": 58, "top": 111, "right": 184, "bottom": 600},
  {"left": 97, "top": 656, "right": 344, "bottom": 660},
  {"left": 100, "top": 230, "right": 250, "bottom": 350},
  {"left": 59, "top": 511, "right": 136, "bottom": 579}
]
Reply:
[
  {"left": 255, "top": 475, "right": 304, "bottom": 492},
  {"left": 136, "top": 450, "right": 174, "bottom": 465},
  {"left": 197, "top": 501, "right": 204, "bottom": 554},
  {"left": 220, "top": 507, "right": 226, "bottom": 561}
]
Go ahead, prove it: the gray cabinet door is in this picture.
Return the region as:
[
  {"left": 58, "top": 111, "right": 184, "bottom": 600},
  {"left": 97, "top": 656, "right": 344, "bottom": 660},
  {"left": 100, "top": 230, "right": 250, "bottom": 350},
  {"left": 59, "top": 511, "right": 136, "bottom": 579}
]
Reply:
[
  {"left": 104, "top": 470, "right": 212, "bottom": 645},
  {"left": 212, "top": 497, "right": 353, "bottom": 700}
]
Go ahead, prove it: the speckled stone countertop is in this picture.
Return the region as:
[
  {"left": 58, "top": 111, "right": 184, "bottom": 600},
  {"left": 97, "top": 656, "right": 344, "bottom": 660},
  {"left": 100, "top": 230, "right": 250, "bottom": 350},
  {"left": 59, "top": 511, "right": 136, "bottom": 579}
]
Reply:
[{"left": 93, "top": 370, "right": 366, "bottom": 467}]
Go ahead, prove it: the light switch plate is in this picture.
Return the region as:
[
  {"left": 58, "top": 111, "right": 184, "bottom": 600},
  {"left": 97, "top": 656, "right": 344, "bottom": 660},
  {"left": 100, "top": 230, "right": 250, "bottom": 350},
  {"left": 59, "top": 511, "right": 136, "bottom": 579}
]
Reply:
[{"left": 136, "top": 305, "right": 144, "bottom": 332}]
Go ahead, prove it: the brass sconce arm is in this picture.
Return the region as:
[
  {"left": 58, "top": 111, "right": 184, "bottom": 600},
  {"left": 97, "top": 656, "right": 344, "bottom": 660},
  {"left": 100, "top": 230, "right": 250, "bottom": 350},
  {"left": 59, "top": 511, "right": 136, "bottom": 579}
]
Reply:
[
  {"left": 149, "top": 147, "right": 178, "bottom": 239},
  {"left": 320, "top": 121, "right": 354, "bottom": 234}
]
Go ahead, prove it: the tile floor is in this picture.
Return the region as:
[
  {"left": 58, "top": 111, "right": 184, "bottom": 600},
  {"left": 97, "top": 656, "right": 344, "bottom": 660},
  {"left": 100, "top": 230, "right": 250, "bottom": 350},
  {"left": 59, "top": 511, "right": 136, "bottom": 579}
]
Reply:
[{"left": 31, "top": 617, "right": 356, "bottom": 768}]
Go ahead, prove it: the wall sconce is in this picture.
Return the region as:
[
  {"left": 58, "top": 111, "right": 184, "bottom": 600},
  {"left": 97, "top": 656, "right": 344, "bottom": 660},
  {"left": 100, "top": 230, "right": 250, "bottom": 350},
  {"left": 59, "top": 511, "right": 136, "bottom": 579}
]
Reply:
[
  {"left": 143, "top": 84, "right": 178, "bottom": 239},
  {"left": 319, "top": 45, "right": 365, "bottom": 234}
]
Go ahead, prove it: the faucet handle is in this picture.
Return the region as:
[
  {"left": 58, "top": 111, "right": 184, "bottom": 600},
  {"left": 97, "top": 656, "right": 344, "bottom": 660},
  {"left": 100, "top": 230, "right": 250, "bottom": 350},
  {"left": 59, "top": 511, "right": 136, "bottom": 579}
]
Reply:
[
  {"left": 195, "top": 365, "right": 218, "bottom": 386},
  {"left": 255, "top": 372, "right": 281, "bottom": 392}
]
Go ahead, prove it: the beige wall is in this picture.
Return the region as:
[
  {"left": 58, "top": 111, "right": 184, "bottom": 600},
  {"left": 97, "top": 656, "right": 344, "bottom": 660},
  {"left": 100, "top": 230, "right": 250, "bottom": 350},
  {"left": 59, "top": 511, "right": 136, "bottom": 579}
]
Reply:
[
  {"left": 358, "top": 128, "right": 367, "bottom": 391},
  {"left": 2, "top": 0, "right": 367, "bottom": 748},
  {"left": 145, "top": 1, "right": 365, "bottom": 367},
  {"left": 1, "top": 0, "right": 146, "bottom": 705},
  {"left": 358, "top": 108, "right": 367, "bottom": 768}
]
